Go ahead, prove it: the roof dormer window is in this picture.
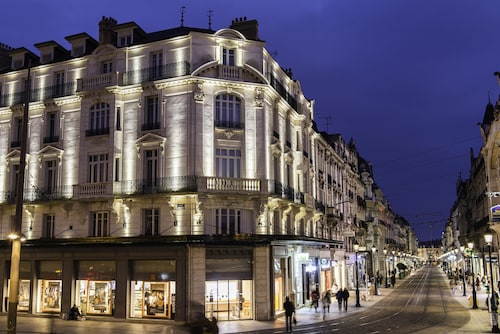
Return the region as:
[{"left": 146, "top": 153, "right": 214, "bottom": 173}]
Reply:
[
  {"left": 222, "top": 47, "right": 235, "bottom": 66},
  {"left": 118, "top": 34, "right": 132, "bottom": 47}
]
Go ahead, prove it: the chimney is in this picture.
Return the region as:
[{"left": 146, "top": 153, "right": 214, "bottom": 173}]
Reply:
[
  {"left": 98, "top": 16, "right": 117, "bottom": 45},
  {"left": 229, "top": 17, "right": 259, "bottom": 40},
  {"left": 0, "top": 42, "right": 14, "bottom": 70}
]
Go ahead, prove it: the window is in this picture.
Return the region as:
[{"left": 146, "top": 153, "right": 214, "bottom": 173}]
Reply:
[
  {"left": 215, "top": 94, "right": 241, "bottom": 128},
  {"left": 8, "top": 164, "right": 19, "bottom": 201},
  {"left": 119, "top": 35, "right": 132, "bottom": 47},
  {"left": 150, "top": 52, "right": 163, "bottom": 80},
  {"left": 143, "top": 208, "right": 159, "bottom": 236},
  {"left": 102, "top": 61, "right": 113, "bottom": 74},
  {"left": 91, "top": 212, "right": 109, "bottom": 237},
  {"left": 45, "top": 160, "right": 58, "bottom": 193},
  {"left": 144, "top": 149, "right": 159, "bottom": 187},
  {"left": 215, "top": 209, "right": 240, "bottom": 235},
  {"left": 54, "top": 71, "right": 65, "bottom": 97},
  {"left": 114, "top": 157, "right": 120, "bottom": 182},
  {"left": 11, "top": 117, "right": 22, "bottom": 148},
  {"left": 216, "top": 149, "right": 241, "bottom": 178},
  {"left": 222, "top": 48, "right": 235, "bottom": 66},
  {"left": 87, "top": 103, "right": 110, "bottom": 136},
  {"left": 88, "top": 153, "right": 109, "bottom": 183},
  {"left": 44, "top": 111, "right": 59, "bottom": 143},
  {"left": 43, "top": 214, "right": 55, "bottom": 238},
  {"left": 116, "top": 107, "right": 121, "bottom": 131},
  {"left": 142, "top": 96, "right": 160, "bottom": 130}
]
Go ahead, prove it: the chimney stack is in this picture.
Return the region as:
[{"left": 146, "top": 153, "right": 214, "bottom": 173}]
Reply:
[
  {"left": 98, "top": 16, "right": 117, "bottom": 45},
  {"left": 230, "top": 17, "right": 259, "bottom": 40}
]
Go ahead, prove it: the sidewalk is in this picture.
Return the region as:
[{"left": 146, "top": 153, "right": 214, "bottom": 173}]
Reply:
[
  {"left": 450, "top": 288, "right": 495, "bottom": 333},
  {"left": 218, "top": 287, "right": 385, "bottom": 334}
]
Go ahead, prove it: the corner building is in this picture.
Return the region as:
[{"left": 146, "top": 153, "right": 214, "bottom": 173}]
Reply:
[{"left": 0, "top": 17, "right": 358, "bottom": 323}]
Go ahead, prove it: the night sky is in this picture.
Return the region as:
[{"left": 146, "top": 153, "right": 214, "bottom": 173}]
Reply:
[{"left": 2, "top": 1, "right": 498, "bottom": 242}]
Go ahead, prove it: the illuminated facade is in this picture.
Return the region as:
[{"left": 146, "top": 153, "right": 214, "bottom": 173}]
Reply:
[{"left": 0, "top": 17, "right": 415, "bottom": 322}]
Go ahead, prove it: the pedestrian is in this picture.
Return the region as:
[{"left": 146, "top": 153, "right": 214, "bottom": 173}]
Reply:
[
  {"left": 341, "top": 288, "right": 349, "bottom": 311},
  {"left": 336, "top": 289, "right": 342, "bottom": 311},
  {"left": 283, "top": 296, "right": 295, "bottom": 332},
  {"left": 311, "top": 290, "right": 319, "bottom": 312},
  {"left": 324, "top": 290, "right": 331, "bottom": 312},
  {"left": 390, "top": 274, "right": 396, "bottom": 287}
]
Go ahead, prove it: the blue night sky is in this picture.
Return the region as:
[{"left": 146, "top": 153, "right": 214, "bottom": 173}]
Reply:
[{"left": 2, "top": 0, "right": 499, "bottom": 242}]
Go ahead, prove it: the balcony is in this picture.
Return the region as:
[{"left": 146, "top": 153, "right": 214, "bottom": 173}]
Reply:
[
  {"left": 43, "top": 135, "right": 59, "bottom": 144},
  {"left": 218, "top": 65, "right": 242, "bottom": 81},
  {"left": 141, "top": 122, "right": 161, "bottom": 131},
  {"left": 117, "top": 176, "right": 197, "bottom": 195},
  {"left": 125, "top": 61, "right": 191, "bottom": 85},
  {"left": 73, "top": 182, "right": 113, "bottom": 199},
  {"left": 199, "top": 177, "right": 261, "bottom": 193},
  {"left": 76, "top": 72, "right": 124, "bottom": 92},
  {"left": 85, "top": 127, "right": 110, "bottom": 137}
]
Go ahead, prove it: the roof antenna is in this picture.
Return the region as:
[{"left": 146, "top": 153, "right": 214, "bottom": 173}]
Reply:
[
  {"left": 180, "top": 6, "right": 186, "bottom": 27},
  {"left": 208, "top": 9, "right": 213, "bottom": 30}
]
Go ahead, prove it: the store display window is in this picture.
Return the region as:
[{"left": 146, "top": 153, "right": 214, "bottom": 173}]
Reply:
[
  {"left": 129, "top": 260, "right": 176, "bottom": 319},
  {"left": 75, "top": 260, "right": 116, "bottom": 316},
  {"left": 205, "top": 280, "right": 252, "bottom": 321},
  {"left": 36, "top": 260, "right": 62, "bottom": 314},
  {"left": 37, "top": 280, "right": 61, "bottom": 313}
]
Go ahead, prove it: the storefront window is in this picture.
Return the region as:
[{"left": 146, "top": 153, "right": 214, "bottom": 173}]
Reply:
[
  {"left": 205, "top": 280, "right": 252, "bottom": 321},
  {"left": 130, "top": 281, "right": 176, "bottom": 319},
  {"left": 36, "top": 260, "right": 62, "bottom": 314},
  {"left": 75, "top": 260, "right": 116, "bottom": 315},
  {"left": 6, "top": 260, "right": 32, "bottom": 312},
  {"left": 37, "top": 280, "right": 61, "bottom": 313},
  {"left": 129, "top": 260, "right": 176, "bottom": 319}
]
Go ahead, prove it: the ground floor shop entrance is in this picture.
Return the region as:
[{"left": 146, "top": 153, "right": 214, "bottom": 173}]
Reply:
[{"left": 205, "top": 280, "right": 252, "bottom": 321}]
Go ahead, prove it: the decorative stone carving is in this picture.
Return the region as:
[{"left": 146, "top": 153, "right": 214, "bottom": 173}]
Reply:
[
  {"left": 255, "top": 87, "right": 264, "bottom": 108},
  {"left": 194, "top": 82, "right": 205, "bottom": 102}
]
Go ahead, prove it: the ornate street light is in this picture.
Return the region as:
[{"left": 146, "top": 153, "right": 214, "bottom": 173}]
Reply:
[
  {"left": 372, "top": 246, "right": 378, "bottom": 295},
  {"left": 383, "top": 248, "right": 389, "bottom": 288},
  {"left": 468, "top": 241, "right": 478, "bottom": 309},
  {"left": 354, "top": 243, "right": 361, "bottom": 307},
  {"left": 460, "top": 245, "right": 466, "bottom": 297},
  {"left": 485, "top": 232, "right": 500, "bottom": 333}
]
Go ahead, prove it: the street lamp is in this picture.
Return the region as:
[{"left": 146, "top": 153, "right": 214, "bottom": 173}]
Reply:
[
  {"left": 383, "top": 248, "right": 389, "bottom": 288},
  {"left": 372, "top": 246, "right": 378, "bottom": 295},
  {"left": 460, "top": 245, "right": 466, "bottom": 297},
  {"left": 354, "top": 243, "right": 361, "bottom": 307},
  {"left": 391, "top": 250, "right": 396, "bottom": 286},
  {"left": 485, "top": 232, "right": 500, "bottom": 333},
  {"left": 468, "top": 241, "right": 478, "bottom": 309},
  {"left": 7, "top": 61, "right": 31, "bottom": 334}
]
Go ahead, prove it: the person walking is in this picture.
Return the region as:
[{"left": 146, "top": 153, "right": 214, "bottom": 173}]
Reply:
[
  {"left": 283, "top": 296, "right": 295, "bottom": 332},
  {"left": 336, "top": 289, "right": 342, "bottom": 311},
  {"left": 341, "top": 288, "right": 350, "bottom": 311},
  {"left": 311, "top": 290, "right": 319, "bottom": 312}
]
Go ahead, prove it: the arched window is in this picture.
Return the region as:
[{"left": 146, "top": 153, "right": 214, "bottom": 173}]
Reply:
[{"left": 215, "top": 94, "right": 241, "bottom": 129}]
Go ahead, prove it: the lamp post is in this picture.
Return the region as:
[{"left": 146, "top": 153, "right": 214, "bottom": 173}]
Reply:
[
  {"left": 372, "top": 246, "right": 378, "bottom": 295},
  {"left": 485, "top": 232, "right": 500, "bottom": 333},
  {"left": 460, "top": 245, "right": 466, "bottom": 297},
  {"left": 383, "top": 248, "right": 389, "bottom": 288},
  {"left": 354, "top": 243, "right": 361, "bottom": 307},
  {"left": 7, "top": 61, "right": 31, "bottom": 334},
  {"left": 391, "top": 250, "right": 395, "bottom": 286},
  {"left": 468, "top": 241, "right": 478, "bottom": 309}
]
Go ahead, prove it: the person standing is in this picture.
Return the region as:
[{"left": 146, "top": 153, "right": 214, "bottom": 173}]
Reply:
[
  {"left": 336, "top": 289, "right": 342, "bottom": 311},
  {"left": 341, "top": 288, "right": 350, "bottom": 311},
  {"left": 283, "top": 296, "right": 295, "bottom": 332}
]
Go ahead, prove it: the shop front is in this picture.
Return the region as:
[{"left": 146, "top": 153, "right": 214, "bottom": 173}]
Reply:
[
  {"left": 74, "top": 260, "right": 116, "bottom": 316},
  {"left": 36, "top": 260, "right": 62, "bottom": 314},
  {"left": 129, "top": 260, "right": 176, "bottom": 319},
  {"left": 5, "top": 260, "right": 32, "bottom": 312},
  {"left": 204, "top": 247, "right": 253, "bottom": 321}
]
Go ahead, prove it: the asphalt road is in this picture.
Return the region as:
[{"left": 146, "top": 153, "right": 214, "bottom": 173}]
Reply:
[{"left": 245, "top": 266, "right": 471, "bottom": 334}]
